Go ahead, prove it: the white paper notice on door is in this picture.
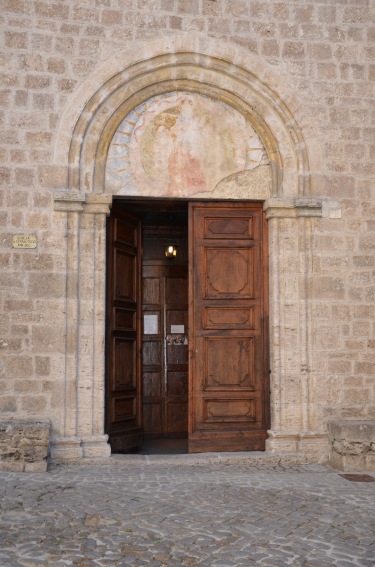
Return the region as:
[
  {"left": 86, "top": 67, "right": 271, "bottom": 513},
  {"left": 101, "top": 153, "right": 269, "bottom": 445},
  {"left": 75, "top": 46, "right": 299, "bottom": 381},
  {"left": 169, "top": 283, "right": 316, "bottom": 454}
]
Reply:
[
  {"left": 171, "top": 325, "right": 184, "bottom": 334},
  {"left": 144, "top": 314, "right": 159, "bottom": 335}
]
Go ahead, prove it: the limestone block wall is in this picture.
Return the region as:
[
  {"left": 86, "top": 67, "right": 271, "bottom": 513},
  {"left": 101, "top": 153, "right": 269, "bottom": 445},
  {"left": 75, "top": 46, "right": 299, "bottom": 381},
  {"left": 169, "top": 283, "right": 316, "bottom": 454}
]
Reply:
[{"left": 0, "top": 0, "right": 374, "bottom": 459}]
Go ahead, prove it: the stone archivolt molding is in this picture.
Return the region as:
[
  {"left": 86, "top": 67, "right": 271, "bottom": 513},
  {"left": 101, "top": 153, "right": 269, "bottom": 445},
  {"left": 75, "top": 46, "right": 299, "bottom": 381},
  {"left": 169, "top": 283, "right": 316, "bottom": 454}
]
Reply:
[
  {"left": 51, "top": 36, "right": 336, "bottom": 461},
  {"left": 54, "top": 35, "right": 324, "bottom": 200}
]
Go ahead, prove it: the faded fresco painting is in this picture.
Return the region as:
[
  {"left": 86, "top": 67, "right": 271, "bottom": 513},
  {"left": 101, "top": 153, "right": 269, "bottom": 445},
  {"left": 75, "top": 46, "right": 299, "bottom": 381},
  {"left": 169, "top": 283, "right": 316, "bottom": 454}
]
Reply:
[{"left": 106, "top": 92, "right": 268, "bottom": 197}]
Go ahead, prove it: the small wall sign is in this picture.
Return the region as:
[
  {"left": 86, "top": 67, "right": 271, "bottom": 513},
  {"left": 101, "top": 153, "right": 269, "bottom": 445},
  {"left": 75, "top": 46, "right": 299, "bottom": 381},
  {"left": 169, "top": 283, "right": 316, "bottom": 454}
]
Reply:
[{"left": 12, "top": 235, "right": 37, "bottom": 249}]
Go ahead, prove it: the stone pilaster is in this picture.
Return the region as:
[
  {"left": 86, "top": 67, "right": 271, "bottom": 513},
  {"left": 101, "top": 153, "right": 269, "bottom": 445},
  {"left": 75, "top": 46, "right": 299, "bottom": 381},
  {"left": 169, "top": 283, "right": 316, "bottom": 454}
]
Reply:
[
  {"left": 50, "top": 192, "right": 112, "bottom": 461},
  {"left": 264, "top": 197, "right": 329, "bottom": 455}
]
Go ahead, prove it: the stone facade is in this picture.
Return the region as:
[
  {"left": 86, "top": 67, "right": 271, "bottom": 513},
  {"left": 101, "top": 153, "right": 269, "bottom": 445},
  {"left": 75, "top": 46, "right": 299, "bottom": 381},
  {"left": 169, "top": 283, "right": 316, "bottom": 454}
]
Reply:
[
  {"left": 1, "top": 0, "right": 375, "bottom": 464},
  {"left": 0, "top": 419, "right": 50, "bottom": 472},
  {"left": 328, "top": 420, "right": 375, "bottom": 471}
]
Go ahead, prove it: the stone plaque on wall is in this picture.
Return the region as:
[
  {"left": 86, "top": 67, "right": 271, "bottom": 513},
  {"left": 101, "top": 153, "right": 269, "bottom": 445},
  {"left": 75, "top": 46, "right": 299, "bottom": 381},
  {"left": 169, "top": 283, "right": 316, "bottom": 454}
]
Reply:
[{"left": 12, "top": 235, "right": 37, "bottom": 249}]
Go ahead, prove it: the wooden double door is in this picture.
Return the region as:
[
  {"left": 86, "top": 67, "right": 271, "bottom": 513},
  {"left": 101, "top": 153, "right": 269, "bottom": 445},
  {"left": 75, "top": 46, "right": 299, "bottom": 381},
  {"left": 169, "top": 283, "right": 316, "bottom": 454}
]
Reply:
[{"left": 106, "top": 200, "right": 269, "bottom": 453}]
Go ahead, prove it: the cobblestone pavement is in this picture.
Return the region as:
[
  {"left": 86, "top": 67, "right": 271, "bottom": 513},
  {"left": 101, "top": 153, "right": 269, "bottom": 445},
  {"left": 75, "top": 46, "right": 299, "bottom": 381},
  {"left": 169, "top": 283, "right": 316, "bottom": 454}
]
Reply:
[{"left": 0, "top": 455, "right": 375, "bottom": 567}]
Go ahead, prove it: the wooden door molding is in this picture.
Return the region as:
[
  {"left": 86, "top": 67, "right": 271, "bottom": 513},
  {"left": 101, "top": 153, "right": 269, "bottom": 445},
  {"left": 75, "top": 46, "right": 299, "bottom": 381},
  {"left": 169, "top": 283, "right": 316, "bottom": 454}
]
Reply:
[{"left": 188, "top": 201, "right": 269, "bottom": 453}]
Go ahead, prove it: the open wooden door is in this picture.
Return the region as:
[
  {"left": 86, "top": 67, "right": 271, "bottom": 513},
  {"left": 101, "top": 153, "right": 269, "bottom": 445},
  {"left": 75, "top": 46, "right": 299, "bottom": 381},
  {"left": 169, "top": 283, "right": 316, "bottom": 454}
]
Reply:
[
  {"left": 188, "top": 202, "right": 269, "bottom": 453},
  {"left": 106, "top": 202, "right": 143, "bottom": 452}
]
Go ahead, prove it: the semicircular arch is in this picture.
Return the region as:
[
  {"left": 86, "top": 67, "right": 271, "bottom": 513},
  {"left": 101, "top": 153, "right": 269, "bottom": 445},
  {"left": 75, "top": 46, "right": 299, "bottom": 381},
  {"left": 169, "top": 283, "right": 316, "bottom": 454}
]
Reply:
[{"left": 54, "top": 35, "right": 319, "bottom": 199}]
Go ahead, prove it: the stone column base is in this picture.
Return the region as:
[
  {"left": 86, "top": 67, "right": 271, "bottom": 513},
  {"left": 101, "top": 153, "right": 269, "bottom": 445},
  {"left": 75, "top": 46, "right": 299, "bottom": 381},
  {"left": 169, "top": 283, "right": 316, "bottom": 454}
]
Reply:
[
  {"left": 81, "top": 435, "right": 112, "bottom": 458},
  {"left": 50, "top": 435, "right": 111, "bottom": 462},
  {"left": 266, "top": 430, "right": 328, "bottom": 460}
]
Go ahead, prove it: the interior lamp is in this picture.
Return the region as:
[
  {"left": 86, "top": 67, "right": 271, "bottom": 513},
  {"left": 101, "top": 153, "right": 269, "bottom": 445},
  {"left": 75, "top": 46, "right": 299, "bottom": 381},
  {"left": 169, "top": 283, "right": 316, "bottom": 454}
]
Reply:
[{"left": 165, "top": 244, "right": 178, "bottom": 258}]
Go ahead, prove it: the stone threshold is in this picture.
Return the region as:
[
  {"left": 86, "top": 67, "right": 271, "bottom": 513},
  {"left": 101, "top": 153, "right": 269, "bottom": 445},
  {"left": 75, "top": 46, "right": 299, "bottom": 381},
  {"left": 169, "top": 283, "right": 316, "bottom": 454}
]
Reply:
[{"left": 51, "top": 451, "right": 328, "bottom": 468}]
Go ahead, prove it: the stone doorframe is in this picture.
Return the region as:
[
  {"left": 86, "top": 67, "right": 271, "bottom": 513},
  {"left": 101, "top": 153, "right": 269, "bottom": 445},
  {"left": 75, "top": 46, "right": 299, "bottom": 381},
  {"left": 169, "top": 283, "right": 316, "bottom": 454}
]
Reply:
[{"left": 51, "top": 35, "right": 336, "bottom": 461}]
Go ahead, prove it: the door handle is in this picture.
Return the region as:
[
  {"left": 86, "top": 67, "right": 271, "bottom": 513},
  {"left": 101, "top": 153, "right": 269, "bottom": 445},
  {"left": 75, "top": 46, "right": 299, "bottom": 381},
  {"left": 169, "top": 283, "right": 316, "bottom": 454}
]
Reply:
[{"left": 166, "top": 334, "right": 188, "bottom": 345}]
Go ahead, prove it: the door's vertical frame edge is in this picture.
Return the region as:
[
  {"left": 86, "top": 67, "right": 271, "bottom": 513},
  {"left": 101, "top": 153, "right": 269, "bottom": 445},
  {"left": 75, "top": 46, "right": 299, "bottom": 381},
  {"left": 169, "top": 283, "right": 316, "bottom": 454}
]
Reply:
[
  {"left": 188, "top": 202, "right": 195, "bottom": 442},
  {"left": 104, "top": 210, "right": 113, "bottom": 440},
  {"left": 136, "top": 218, "right": 143, "bottom": 434},
  {"left": 261, "top": 205, "right": 271, "bottom": 435}
]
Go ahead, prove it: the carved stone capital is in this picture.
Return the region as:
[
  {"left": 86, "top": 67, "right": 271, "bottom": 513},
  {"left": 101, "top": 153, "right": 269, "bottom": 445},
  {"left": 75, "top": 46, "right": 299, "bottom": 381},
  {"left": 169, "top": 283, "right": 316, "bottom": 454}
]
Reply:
[
  {"left": 53, "top": 189, "right": 86, "bottom": 212},
  {"left": 53, "top": 191, "right": 113, "bottom": 215},
  {"left": 82, "top": 194, "right": 113, "bottom": 216},
  {"left": 263, "top": 197, "right": 323, "bottom": 219}
]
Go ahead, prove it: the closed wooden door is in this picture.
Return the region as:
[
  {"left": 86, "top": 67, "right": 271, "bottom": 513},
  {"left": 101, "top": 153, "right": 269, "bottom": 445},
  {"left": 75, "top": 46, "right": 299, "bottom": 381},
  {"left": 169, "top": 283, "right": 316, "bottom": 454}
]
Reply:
[
  {"left": 188, "top": 202, "right": 269, "bottom": 453},
  {"left": 142, "top": 224, "right": 188, "bottom": 437},
  {"left": 105, "top": 202, "right": 143, "bottom": 452},
  {"left": 142, "top": 265, "right": 188, "bottom": 437}
]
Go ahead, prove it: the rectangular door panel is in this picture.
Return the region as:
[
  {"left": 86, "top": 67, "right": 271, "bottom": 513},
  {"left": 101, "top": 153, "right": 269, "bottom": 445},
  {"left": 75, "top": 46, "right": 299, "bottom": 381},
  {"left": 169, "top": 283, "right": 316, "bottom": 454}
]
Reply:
[
  {"left": 114, "top": 308, "right": 136, "bottom": 331},
  {"left": 167, "top": 371, "right": 188, "bottom": 396},
  {"left": 113, "top": 397, "right": 137, "bottom": 423},
  {"left": 143, "top": 278, "right": 161, "bottom": 305},
  {"left": 142, "top": 340, "right": 162, "bottom": 366},
  {"left": 203, "top": 216, "right": 254, "bottom": 239},
  {"left": 113, "top": 338, "right": 136, "bottom": 389},
  {"left": 203, "top": 398, "right": 257, "bottom": 423},
  {"left": 204, "top": 247, "right": 254, "bottom": 299},
  {"left": 143, "top": 371, "right": 162, "bottom": 397},
  {"left": 115, "top": 250, "right": 136, "bottom": 301},
  {"left": 115, "top": 217, "right": 138, "bottom": 246},
  {"left": 203, "top": 306, "right": 255, "bottom": 330},
  {"left": 203, "top": 336, "right": 255, "bottom": 390}
]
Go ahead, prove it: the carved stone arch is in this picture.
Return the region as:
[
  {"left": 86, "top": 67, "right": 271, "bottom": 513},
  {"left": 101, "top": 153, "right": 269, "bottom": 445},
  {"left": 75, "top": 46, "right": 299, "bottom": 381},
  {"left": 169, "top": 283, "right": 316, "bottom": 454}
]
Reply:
[
  {"left": 52, "top": 36, "right": 330, "bottom": 462},
  {"left": 54, "top": 35, "right": 323, "bottom": 200}
]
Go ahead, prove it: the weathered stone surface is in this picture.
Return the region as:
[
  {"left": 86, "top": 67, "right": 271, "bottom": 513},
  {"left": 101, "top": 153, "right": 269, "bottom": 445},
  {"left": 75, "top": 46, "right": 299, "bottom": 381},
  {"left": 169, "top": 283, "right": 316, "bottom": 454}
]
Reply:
[
  {"left": 0, "top": 461, "right": 374, "bottom": 566},
  {"left": 0, "top": 420, "right": 50, "bottom": 472},
  {"left": 0, "top": 3, "right": 374, "bottom": 466},
  {"left": 328, "top": 420, "right": 375, "bottom": 472}
]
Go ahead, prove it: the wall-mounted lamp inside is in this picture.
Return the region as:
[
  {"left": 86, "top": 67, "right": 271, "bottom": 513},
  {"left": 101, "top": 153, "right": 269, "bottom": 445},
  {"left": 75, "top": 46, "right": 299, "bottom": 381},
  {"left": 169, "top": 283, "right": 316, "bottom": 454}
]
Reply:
[{"left": 165, "top": 244, "right": 177, "bottom": 258}]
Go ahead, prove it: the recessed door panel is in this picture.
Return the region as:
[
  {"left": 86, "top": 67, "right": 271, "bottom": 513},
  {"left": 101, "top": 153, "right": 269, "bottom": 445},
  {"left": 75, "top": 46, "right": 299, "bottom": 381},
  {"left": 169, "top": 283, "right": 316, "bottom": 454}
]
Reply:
[
  {"left": 167, "top": 371, "right": 188, "bottom": 396},
  {"left": 204, "top": 217, "right": 253, "bottom": 239},
  {"left": 205, "top": 247, "right": 254, "bottom": 298},
  {"left": 203, "top": 306, "right": 255, "bottom": 329},
  {"left": 204, "top": 337, "right": 255, "bottom": 390},
  {"left": 203, "top": 398, "right": 257, "bottom": 423},
  {"left": 114, "top": 338, "right": 136, "bottom": 388},
  {"left": 143, "top": 278, "right": 161, "bottom": 305},
  {"left": 143, "top": 372, "right": 162, "bottom": 397},
  {"left": 115, "top": 250, "right": 135, "bottom": 301}
]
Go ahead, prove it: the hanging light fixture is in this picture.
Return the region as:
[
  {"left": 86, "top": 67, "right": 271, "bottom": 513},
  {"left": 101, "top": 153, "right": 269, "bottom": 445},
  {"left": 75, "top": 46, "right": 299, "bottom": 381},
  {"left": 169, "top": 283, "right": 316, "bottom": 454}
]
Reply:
[
  {"left": 165, "top": 243, "right": 177, "bottom": 258},
  {"left": 164, "top": 213, "right": 178, "bottom": 258}
]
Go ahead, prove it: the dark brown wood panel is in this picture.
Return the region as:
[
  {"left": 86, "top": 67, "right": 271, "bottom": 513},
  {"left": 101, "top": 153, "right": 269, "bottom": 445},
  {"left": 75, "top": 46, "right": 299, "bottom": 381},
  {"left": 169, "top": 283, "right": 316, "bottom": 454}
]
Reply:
[
  {"left": 188, "top": 202, "right": 269, "bottom": 453},
  {"left": 105, "top": 203, "right": 143, "bottom": 452},
  {"left": 142, "top": 224, "right": 188, "bottom": 438}
]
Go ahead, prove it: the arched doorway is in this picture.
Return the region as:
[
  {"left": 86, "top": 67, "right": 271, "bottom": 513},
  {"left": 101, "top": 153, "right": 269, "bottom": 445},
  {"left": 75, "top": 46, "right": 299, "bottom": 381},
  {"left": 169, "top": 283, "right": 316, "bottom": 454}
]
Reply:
[{"left": 51, "top": 36, "right": 327, "bottom": 462}]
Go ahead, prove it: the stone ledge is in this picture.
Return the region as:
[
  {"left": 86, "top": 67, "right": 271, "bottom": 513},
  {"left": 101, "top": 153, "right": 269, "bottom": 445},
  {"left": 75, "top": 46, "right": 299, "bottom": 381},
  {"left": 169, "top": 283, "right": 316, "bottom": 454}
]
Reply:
[
  {"left": 328, "top": 420, "right": 375, "bottom": 472},
  {"left": 0, "top": 420, "right": 51, "bottom": 472}
]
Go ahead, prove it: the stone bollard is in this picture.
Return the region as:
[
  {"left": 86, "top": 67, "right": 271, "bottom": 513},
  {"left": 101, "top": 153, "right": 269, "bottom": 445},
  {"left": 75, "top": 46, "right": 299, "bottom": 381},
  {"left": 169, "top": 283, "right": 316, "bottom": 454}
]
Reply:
[
  {"left": 327, "top": 420, "right": 375, "bottom": 472},
  {"left": 0, "top": 420, "right": 51, "bottom": 472}
]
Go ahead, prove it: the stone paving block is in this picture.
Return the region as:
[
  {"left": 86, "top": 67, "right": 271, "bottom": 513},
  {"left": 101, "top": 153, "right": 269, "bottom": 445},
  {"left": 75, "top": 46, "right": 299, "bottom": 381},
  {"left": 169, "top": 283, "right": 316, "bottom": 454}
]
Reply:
[{"left": 0, "top": 461, "right": 374, "bottom": 566}]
